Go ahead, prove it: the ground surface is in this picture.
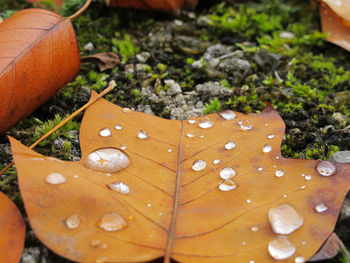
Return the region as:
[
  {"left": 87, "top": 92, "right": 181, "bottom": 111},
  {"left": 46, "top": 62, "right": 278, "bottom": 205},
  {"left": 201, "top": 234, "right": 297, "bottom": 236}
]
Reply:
[{"left": 0, "top": 0, "right": 350, "bottom": 262}]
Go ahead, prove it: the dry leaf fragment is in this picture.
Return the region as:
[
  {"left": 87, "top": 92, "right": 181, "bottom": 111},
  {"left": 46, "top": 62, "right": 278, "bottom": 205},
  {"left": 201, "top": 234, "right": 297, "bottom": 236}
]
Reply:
[
  {"left": 309, "top": 232, "right": 341, "bottom": 261},
  {"left": 0, "top": 9, "right": 80, "bottom": 134},
  {"left": 105, "top": 0, "right": 198, "bottom": 12},
  {"left": 0, "top": 192, "right": 26, "bottom": 263},
  {"left": 10, "top": 93, "right": 350, "bottom": 262},
  {"left": 81, "top": 52, "right": 120, "bottom": 71},
  {"left": 320, "top": 2, "right": 350, "bottom": 51}
]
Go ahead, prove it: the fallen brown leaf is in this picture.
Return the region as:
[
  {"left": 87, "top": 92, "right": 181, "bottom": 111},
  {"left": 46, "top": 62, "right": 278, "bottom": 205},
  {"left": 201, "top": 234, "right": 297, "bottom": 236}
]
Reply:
[
  {"left": 0, "top": 192, "right": 26, "bottom": 263},
  {"left": 320, "top": 1, "right": 350, "bottom": 51},
  {"left": 0, "top": 9, "right": 81, "bottom": 134},
  {"left": 81, "top": 52, "right": 120, "bottom": 72},
  {"left": 309, "top": 232, "right": 341, "bottom": 261},
  {"left": 10, "top": 93, "right": 350, "bottom": 262}
]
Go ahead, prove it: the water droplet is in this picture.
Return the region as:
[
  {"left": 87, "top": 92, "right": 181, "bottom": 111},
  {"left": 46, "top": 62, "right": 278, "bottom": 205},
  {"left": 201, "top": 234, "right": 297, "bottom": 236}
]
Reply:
[
  {"left": 267, "top": 134, "right": 275, "bottom": 139},
  {"left": 251, "top": 226, "right": 259, "bottom": 232},
  {"left": 305, "top": 175, "right": 312, "bottom": 180},
  {"left": 186, "top": 133, "right": 195, "bottom": 138},
  {"left": 295, "top": 256, "right": 305, "bottom": 263},
  {"left": 218, "top": 179, "right": 237, "bottom": 191},
  {"left": 90, "top": 239, "right": 102, "bottom": 247},
  {"left": 301, "top": 241, "right": 307, "bottom": 245},
  {"left": 314, "top": 202, "right": 328, "bottom": 213},
  {"left": 121, "top": 145, "right": 127, "bottom": 150},
  {"left": 147, "top": 203, "right": 152, "bottom": 207},
  {"left": 122, "top": 107, "right": 132, "bottom": 113},
  {"left": 84, "top": 148, "right": 130, "bottom": 173},
  {"left": 199, "top": 135, "right": 205, "bottom": 138},
  {"left": 239, "top": 120, "right": 252, "bottom": 130},
  {"left": 219, "top": 167, "right": 236, "bottom": 179},
  {"left": 219, "top": 110, "right": 236, "bottom": 120},
  {"left": 46, "top": 173, "right": 66, "bottom": 185},
  {"left": 275, "top": 169, "right": 285, "bottom": 178},
  {"left": 98, "top": 212, "right": 127, "bottom": 232},
  {"left": 316, "top": 161, "right": 336, "bottom": 176},
  {"left": 246, "top": 199, "right": 252, "bottom": 203},
  {"left": 283, "top": 194, "right": 287, "bottom": 198},
  {"left": 249, "top": 261, "right": 255, "bottom": 263},
  {"left": 225, "top": 141, "right": 236, "bottom": 150},
  {"left": 301, "top": 185, "right": 306, "bottom": 189},
  {"left": 106, "top": 173, "right": 112, "bottom": 177},
  {"left": 115, "top": 125, "right": 122, "bottom": 130},
  {"left": 192, "top": 160, "right": 206, "bottom": 171},
  {"left": 100, "top": 243, "right": 108, "bottom": 250},
  {"left": 108, "top": 182, "right": 130, "bottom": 194},
  {"left": 242, "top": 241, "right": 247, "bottom": 245},
  {"left": 268, "top": 236, "right": 296, "bottom": 260},
  {"left": 158, "top": 212, "right": 163, "bottom": 216},
  {"left": 99, "top": 128, "right": 111, "bottom": 137},
  {"left": 74, "top": 174, "right": 79, "bottom": 179},
  {"left": 265, "top": 123, "right": 269, "bottom": 127},
  {"left": 198, "top": 116, "right": 213, "bottom": 129},
  {"left": 276, "top": 156, "right": 280, "bottom": 159},
  {"left": 137, "top": 130, "right": 148, "bottom": 139},
  {"left": 262, "top": 144, "right": 272, "bottom": 153},
  {"left": 213, "top": 159, "right": 220, "bottom": 165},
  {"left": 268, "top": 204, "right": 303, "bottom": 235},
  {"left": 258, "top": 167, "right": 263, "bottom": 171},
  {"left": 168, "top": 149, "right": 173, "bottom": 153},
  {"left": 187, "top": 116, "right": 196, "bottom": 124},
  {"left": 65, "top": 214, "right": 80, "bottom": 229}
]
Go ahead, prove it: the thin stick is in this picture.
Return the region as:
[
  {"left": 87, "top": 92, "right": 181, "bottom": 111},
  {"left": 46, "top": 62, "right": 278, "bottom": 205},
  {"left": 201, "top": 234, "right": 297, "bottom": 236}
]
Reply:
[
  {"left": 68, "top": 0, "right": 93, "bottom": 20},
  {"left": 0, "top": 81, "right": 116, "bottom": 176}
]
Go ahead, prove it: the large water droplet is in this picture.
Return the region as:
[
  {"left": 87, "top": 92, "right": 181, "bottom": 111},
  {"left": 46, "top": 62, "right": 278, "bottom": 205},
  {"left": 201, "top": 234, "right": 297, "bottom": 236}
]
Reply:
[
  {"left": 65, "top": 214, "right": 80, "bottom": 229},
  {"left": 187, "top": 116, "right": 196, "bottom": 124},
  {"left": 267, "top": 134, "right": 275, "bottom": 139},
  {"left": 225, "top": 141, "right": 236, "bottom": 150},
  {"left": 219, "top": 179, "right": 237, "bottom": 191},
  {"left": 99, "top": 128, "right": 111, "bottom": 137},
  {"left": 262, "top": 144, "right": 272, "bottom": 153},
  {"left": 46, "top": 173, "right": 66, "bottom": 185},
  {"left": 316, "top": 161, "right": 336, "bottom": 176},
  {"left": 268, "top": 236, "right": 296, "bottom": 260},
  {"left": 137, "top": 130, "right": 148, "bottom": 139},
  {"left": 295, "top": 256, "right": 305, "bottom": 263},
  {"left": 108, "top": 182, "right": 130, "bottom": 194},
  {"left": 314, "top": 202, "right": 328, "bottom": 213},
  {"left": 239, "top": 120, "right": 252, "bottom": 130},
  {"left": 121, "top": 145, "right": 127, "bottom": 150},
  {"left": 198, "top": 116, "right": 213, "bottom": 129},
  {"left": 268, "top": 204, "right": 304, "bottom": 235},
  {"left": 219, "top": 110, "right": 236, "bottom": 120},
  {"left": 275, "top": 169, "right": 285, "bottom": 178},
  {"left": 192, "top": 160, "right": 206, "bottom": 171},
  {"left": 98, "top": 212, "right": 127, "bottom": 232},
  {"left": 305, "top": 175, "right": 312, "bottom": 181},
  {"left": 219, "top": 167, "right": 236, "bottom": 180},
  {"left": 84, "top": 148, "right": 130, "bottom": 173}
]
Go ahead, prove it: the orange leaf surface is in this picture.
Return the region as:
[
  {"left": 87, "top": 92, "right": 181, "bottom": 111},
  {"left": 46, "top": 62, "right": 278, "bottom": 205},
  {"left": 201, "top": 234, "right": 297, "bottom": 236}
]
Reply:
[
  {"left": 0, "top": 192, "right": 26, "bottom": 263},
  {"left": 105, "top": 0, "right": 198, "bottom": 12},
  {"left": 320, "top": 1, "right": 350, "bottom": 51},
  {"left": 0, "top": 9, "right": 80, "bottom": 134},
  {"left": 10, "top": 92, "right": 350, "bottom": 262}
]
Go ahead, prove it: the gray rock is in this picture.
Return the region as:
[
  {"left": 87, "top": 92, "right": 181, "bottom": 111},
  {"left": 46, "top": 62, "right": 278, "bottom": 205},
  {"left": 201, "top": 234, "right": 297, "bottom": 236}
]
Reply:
[
  {"left": 218, "top": 57, "right": 251, "bottom": 74},
  {"left": 332, "top": 112, "right": 346, "bottom": 123},
  {"left": 84, "top": 42, "right": 94, "bottom": 52},
  {"left": 253, "top": 49, "right": 282, "bottom": 71},
  {"left": 165, "top": 79, "right": 182, "bottom": 96},
  {"left": 124, "top": 64, "right": 135, "bottom": 74},
  {"left": 136, "top": 52, "right": 151, "bottom": 63},
  {"left": 21, "top": 247, "right": 48, "bottom": 263},
  {"left": 330, "top": 151, "right": 350, "bottom": 164},
  {"left": 137, "top": 104, "right": 154, "bottom": 115},
  {"left": 203, "top": 44, "right": 232, "bottom": 62},
  {"left": 195, "top": 81, "right": 232, "bottom": 98},
  {"left": 197, "top": 16, "right": 211, "bottom": 26}
]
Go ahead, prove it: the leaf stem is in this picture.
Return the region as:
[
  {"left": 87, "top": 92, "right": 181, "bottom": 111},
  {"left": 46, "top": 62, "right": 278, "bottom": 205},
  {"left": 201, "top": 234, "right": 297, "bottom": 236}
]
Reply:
[
  {"left": 67, "top": 0, "right": 93, "bottom": 20},
  {"left": 0, "top": 81, "right": 116, "bottom": 177}
]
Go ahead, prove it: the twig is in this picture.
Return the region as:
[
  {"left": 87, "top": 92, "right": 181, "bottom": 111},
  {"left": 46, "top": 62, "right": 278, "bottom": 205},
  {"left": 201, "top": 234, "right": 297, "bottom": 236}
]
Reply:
[{"left": 0, "top": 81, "right": 116, "bottom": 177}]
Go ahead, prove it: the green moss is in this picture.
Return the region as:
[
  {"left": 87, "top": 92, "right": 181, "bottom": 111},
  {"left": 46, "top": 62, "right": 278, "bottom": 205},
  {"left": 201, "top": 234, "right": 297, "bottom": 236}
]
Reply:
[
  {"left": 203, "top": 98, "right": 221, "bottom": 114},
  {"left": 112, "top": 33, "right": 140, "bottom": 63}
]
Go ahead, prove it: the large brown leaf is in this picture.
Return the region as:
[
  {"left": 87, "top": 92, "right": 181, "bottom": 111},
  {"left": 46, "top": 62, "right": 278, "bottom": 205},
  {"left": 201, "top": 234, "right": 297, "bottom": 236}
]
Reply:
[
  {"left": 10, "top": 92, "right": 350, "bottom": 262},
  {"left": 0, "top": 192, "right": 26, "bottom": 263},
  {"left": 320, "top": 1, "right": 350, "bottom": 51},
  {"left": 0, "top": 9, "right": 80, "bottom": 134},
  {"left": 105, "top": 0, "right": 198, "bottom": 12}
]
